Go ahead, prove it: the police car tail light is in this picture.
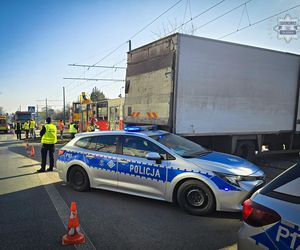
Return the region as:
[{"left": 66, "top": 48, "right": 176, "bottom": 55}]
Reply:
[
  {"left": 242, "top": 199, "right": 281, "bottom": 227},
  {"left": 58, "top": 149, "right": 65, "bottom": 156}
]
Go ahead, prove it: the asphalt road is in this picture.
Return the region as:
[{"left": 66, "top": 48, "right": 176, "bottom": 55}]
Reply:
[{"left": 0, "top": 133, "right": 298, "bottom": 250}]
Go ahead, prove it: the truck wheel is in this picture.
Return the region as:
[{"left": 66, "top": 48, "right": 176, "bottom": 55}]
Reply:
[
  {"left": 177, "top": 180, "right": 216, "bottom": 216},
  {"left": 235, "top": 140, "right": 256, "bottom": 160},
  {"left": 68, "top": 166, "right": 90, "bottom": 192}
]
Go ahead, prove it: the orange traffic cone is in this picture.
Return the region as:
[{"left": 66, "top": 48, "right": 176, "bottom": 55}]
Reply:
[
  {"left": 62, "top": 202, "right": 85, "bottom": 246},
  {"left": 30, "top": 146, "right": 35, "bottom": 158}
]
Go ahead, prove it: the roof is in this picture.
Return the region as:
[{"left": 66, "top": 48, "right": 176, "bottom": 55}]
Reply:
[{"left": 75, "top": 130, "right": 169, "bottom": 138}]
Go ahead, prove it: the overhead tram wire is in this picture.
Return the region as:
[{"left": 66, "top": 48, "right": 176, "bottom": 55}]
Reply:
[
  {"left": 62, "top": 0, "right": 223, "bottom": 102},
  {"left": 165, "top": 0, "right": 227, "bottom": 36},
  {"left": 90, "top": 0, "right": 184, "bottom": 67},
  {"left": 65, "top": 58, "right": 126, "bottom": 96},
  {"left": 68, "top": 64, "right": 126, "bottom": 70},
  {"left": 64, "top": 0, "right": 185, "bottom": 102},
  {"left": 219, "top": 3, "right": 300, "bottom": 39},
  {"left": 64, "top": 0, "right": 188, "bottom": 103},
  {"left": 192, "top": 0, "right": 253, "bottom": 33},
  {"left": 128, "top": 0, "right": 184, "bottom": 40},
  {"left": 65, "top": 58, "right": 127, "bottom": 99},
  {"left": 63, "top": 77, "right": 125, "bottom": 82}
]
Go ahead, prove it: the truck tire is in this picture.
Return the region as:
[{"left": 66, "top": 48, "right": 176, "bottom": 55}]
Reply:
[
  {"left": 235, "top": 140, "right": 256, "bottom": 161},
  {"left": 68, "top": 166, "right": 90, "bottom": 192},
  {"left": 177, "top": 180, "right": 216, "bottom": 216}
]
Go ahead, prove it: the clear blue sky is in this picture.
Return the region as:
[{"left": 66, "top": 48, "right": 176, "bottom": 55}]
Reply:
[{"left": 1, "top": 0, "right": 300, "bottom": 113}]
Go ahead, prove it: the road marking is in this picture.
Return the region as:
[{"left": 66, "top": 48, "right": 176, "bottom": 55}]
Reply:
[
  {"left": 219, "top": 243, "right": 237, "bottom": 250},
  {"left": 37, "top": 172, "right": 96, "bottom": 250}
]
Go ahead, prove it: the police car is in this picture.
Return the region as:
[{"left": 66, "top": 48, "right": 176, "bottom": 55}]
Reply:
[
  {"left": 56, "top": 126, "right": 265, "bottom": 215},
  {"left": 238, "top": 162, "right": 300, "bottom": 249}
]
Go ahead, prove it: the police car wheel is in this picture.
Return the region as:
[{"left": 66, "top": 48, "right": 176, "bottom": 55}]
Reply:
[
  {"left": 177, "top": 180, "right": 215, "bottom": 215},
  {"left": 69, "top": 166, "right": 90, "bottom": 192}
]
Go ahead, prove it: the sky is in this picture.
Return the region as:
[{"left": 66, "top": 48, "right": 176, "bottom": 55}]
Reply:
[{"left": 1, "top": 0, "right": 300, "bottom": 113}]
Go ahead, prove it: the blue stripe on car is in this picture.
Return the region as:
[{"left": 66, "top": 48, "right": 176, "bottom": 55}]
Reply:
[
  {"left": 251, "top": 221, "right": 300, "bottom": 249},
  {"left": 58, "top": 151, "right": 240, "bottom": 191}
]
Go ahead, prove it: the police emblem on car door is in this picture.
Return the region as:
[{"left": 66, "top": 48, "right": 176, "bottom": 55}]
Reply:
[
  {"left": 84, "top": 135, "right": 120, "bottom": 189},
  {"left": 117, "top": 135, "right": 168, "bottom": 199}
]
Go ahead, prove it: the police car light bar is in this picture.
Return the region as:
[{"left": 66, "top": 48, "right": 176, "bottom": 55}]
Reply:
[{"left": 124, "top": 125, "right": 158, "bottom": 132}]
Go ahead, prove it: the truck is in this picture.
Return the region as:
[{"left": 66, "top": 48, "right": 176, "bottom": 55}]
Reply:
[
  {"left": 0, "top": 115, "right": 9, "bottom": 133},
  {"left": 14, "top": 111, "right": 35, "bottom": 129},
  {"left": 124, "top": 33, "right": 300, "bottom": 160}
]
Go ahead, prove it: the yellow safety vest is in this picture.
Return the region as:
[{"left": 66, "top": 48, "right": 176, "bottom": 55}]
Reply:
[
  {"left": 30, "top": 120, "right": 35, "bottom": 129},
  {"left": 88, "top": 124, "right": 95, "bottom": 132},
  {"left": 69, "top": 124, "right": 77, "bottom": 134},
  {"left": 24, "top": 122, "right": 29, "bottom": 130},
  {"left": 41, "top": 124, "right": 57, "bottom": 144}
]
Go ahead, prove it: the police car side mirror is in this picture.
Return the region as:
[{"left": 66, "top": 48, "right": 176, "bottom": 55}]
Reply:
[{"left": 146, "top": 152, "right": 162, "bottom": 164}]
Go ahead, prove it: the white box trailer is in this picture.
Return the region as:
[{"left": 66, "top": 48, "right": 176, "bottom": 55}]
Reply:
[{"left": 124, "top": 33, "right": 300, "bottom": 159}]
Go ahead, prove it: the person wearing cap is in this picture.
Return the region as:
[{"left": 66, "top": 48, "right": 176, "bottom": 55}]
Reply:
[{"left": 37, "top": 117, "right": 57, "bottom": 172}]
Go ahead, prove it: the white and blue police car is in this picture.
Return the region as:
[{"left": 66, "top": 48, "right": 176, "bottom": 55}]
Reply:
[
  {"left": 238, "top": 162, "right": 300, "bottom": 249},
  {"left": 56, "top": 126, "right": 265, "bottom": 215}
]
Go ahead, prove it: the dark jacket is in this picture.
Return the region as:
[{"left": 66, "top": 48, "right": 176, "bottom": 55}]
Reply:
[
  {"left": 40, "top": 123, "right": 50, "bottom": 137},
  {"left": 15, "top": 122, "right": 22, "bottom": 131}
]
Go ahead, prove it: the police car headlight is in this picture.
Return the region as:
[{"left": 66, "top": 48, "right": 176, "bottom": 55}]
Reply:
[{"left": 214, "top": 172, "right": 242, "bottom": 187}]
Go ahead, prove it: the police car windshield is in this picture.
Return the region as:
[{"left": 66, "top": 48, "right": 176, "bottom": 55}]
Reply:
[{"left": 150, "top": 133, "right": 210, "bottom": 158}]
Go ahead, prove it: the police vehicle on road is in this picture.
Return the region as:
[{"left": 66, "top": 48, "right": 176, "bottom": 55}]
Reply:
[
  {"left": 56, "top": 126, "right": 265, "bottom": 215},
  {"left": 238, "top": 162, "right": 300, "bottom": 249}
]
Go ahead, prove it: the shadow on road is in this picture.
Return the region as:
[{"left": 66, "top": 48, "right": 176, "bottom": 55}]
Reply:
[
  {"left": 18, "top": 163, "right": 41, "bottom": 169},
  {"left": 0, "top": 171, "right": 38, "bottom": 181},
  {"left": 0, "top": 185, "right": 75, "bottom": 250}
]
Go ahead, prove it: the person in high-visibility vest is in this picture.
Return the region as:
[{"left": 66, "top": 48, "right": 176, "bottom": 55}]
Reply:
[
  {"left": 37, "top": 117, "right": 57, "bottom": 172},
  {"left": 29, "top": 119, "right": 36, "bottom": 139},
  {"left": 69, "top": 122, "right": 78, "bottom": 139},
  {"left": 24, "top": 120, "right": 30, "bottom": 139},
  {"left": 88, "top": 121, "right": 97, "bottom": 132}
]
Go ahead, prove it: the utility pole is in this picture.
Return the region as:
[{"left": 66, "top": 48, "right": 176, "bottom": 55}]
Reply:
[
  {"left": 36, "top": 99, "right": 62, "bottom": 120},
  {"left": 63, "top": 87, "right": 66, "bottom": 124}
]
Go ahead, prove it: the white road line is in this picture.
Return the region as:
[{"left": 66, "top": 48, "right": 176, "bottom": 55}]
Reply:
[{"left": 37, "top": 172, "right": 96, "bottom": 250}]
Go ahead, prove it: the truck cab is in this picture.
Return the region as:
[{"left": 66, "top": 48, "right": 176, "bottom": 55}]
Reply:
[{"left": 0, "top": 116, "right": 9, "bottom": 133}]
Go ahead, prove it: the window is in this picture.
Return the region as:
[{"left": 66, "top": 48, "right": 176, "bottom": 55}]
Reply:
[
  {"left": 151, "top": 133, "right": 210, "bottom": 158},
  {"left": 87, "top": 135, "right": 118, "bottom": 154},
  {"left": 122, "top": 135, "right": 167, "bottom": 159},
  {"left": 87, "top": 136, "right": 98, "bottom": 151},
  {"left": 73, "top": 103, "right": 80, "bottom": 113},
  {"left": 261, "top": 163, "right": 300, "bottom": 204},
  {"left": 75, "top": 137, "right": 91, "bottom": 149}
]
